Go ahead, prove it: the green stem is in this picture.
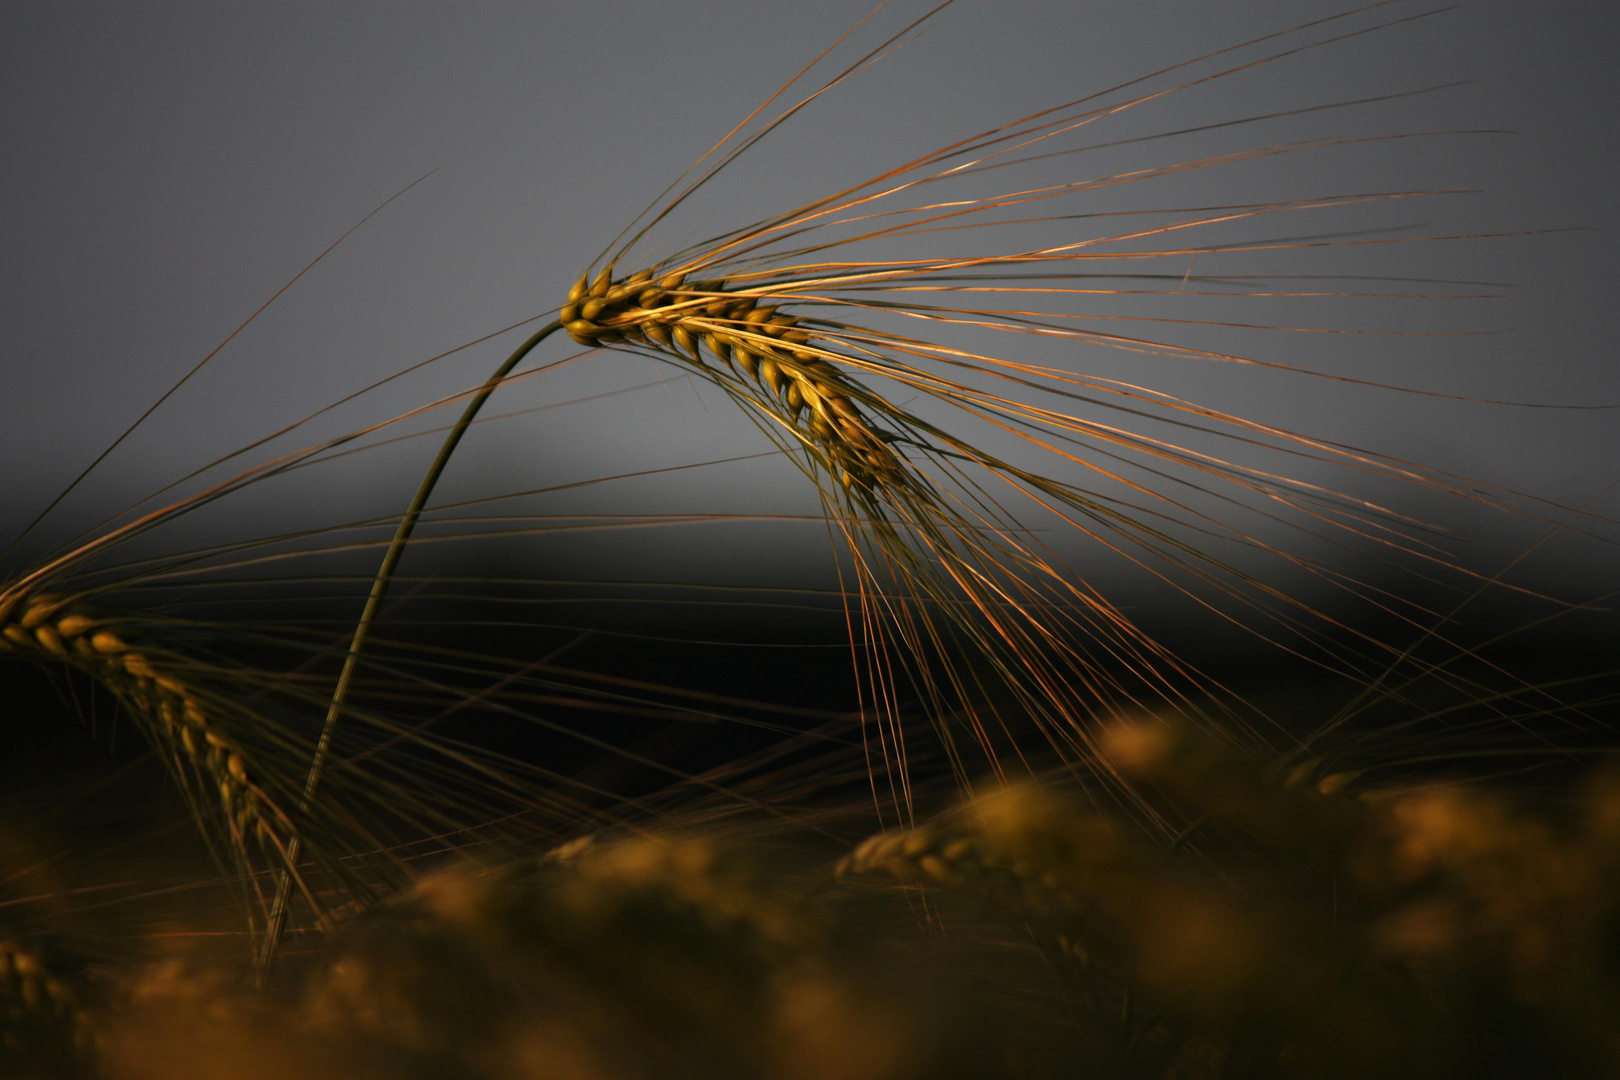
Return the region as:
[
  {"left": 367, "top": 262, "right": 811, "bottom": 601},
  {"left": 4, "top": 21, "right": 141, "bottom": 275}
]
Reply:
[{"left": 256, "top": 318, "right": 563, "bottom": 976}]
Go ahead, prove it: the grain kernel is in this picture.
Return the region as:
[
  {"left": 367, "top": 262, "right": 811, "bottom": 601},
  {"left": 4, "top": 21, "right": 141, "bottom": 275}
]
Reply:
[
  {"left": 90, "top": 630, "right": 127, "bottom": 653},
  {"left": 21, "top": 597, "right": 66, "bottom": 628},
  {"left": 55, "top": 614, "right": 96, "bottom": 637}
]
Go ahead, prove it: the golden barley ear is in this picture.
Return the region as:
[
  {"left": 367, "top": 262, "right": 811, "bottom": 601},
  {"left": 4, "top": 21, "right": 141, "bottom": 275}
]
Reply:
[
  {"left": 563, "top": 262, "right": 1208, "bottom": 800},
  {"left": 529, "top": 0, "right": 1620, "bottom": 828}
]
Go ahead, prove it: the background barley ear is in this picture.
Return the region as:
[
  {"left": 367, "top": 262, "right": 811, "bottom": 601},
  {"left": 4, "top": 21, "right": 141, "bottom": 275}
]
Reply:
[{"left": 0, "top": 577, "right": 350, "bottom": 946}]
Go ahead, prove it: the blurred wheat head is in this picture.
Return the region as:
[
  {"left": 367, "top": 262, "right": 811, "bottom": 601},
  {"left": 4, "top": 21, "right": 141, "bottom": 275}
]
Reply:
[{"left": 52, "top": 744, "right": 1619, "bottom": 1080}]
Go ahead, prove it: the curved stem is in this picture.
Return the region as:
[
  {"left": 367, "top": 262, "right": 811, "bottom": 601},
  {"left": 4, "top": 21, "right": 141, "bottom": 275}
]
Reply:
[{"left": 256, "top": 318, "right": 563, "bottom": 976}]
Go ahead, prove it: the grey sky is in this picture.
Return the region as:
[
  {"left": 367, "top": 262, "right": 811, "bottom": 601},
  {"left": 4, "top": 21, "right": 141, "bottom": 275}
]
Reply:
[{"left": 2, "top": 1, "right": 1615, "bottom": 617}]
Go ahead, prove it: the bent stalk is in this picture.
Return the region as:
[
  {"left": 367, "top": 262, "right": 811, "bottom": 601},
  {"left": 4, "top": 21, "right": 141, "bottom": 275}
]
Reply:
[{"left": 257, "top": 318, "right": 564, "bottom": 975}]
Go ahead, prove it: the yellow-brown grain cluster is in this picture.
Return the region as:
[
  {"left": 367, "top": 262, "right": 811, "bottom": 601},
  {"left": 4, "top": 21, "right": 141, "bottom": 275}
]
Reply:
[
  {"left": 0, "top": 589, "right": 290, "bottom": 857},
  {"left": 562, "top": 267, "right": 905, "bottom": 493}
]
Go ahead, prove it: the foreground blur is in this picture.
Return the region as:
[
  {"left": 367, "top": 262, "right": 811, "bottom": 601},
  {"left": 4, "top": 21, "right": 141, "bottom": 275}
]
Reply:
[{"left": 6, "top": 721, "right": 1620, "bottom": 1079}]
